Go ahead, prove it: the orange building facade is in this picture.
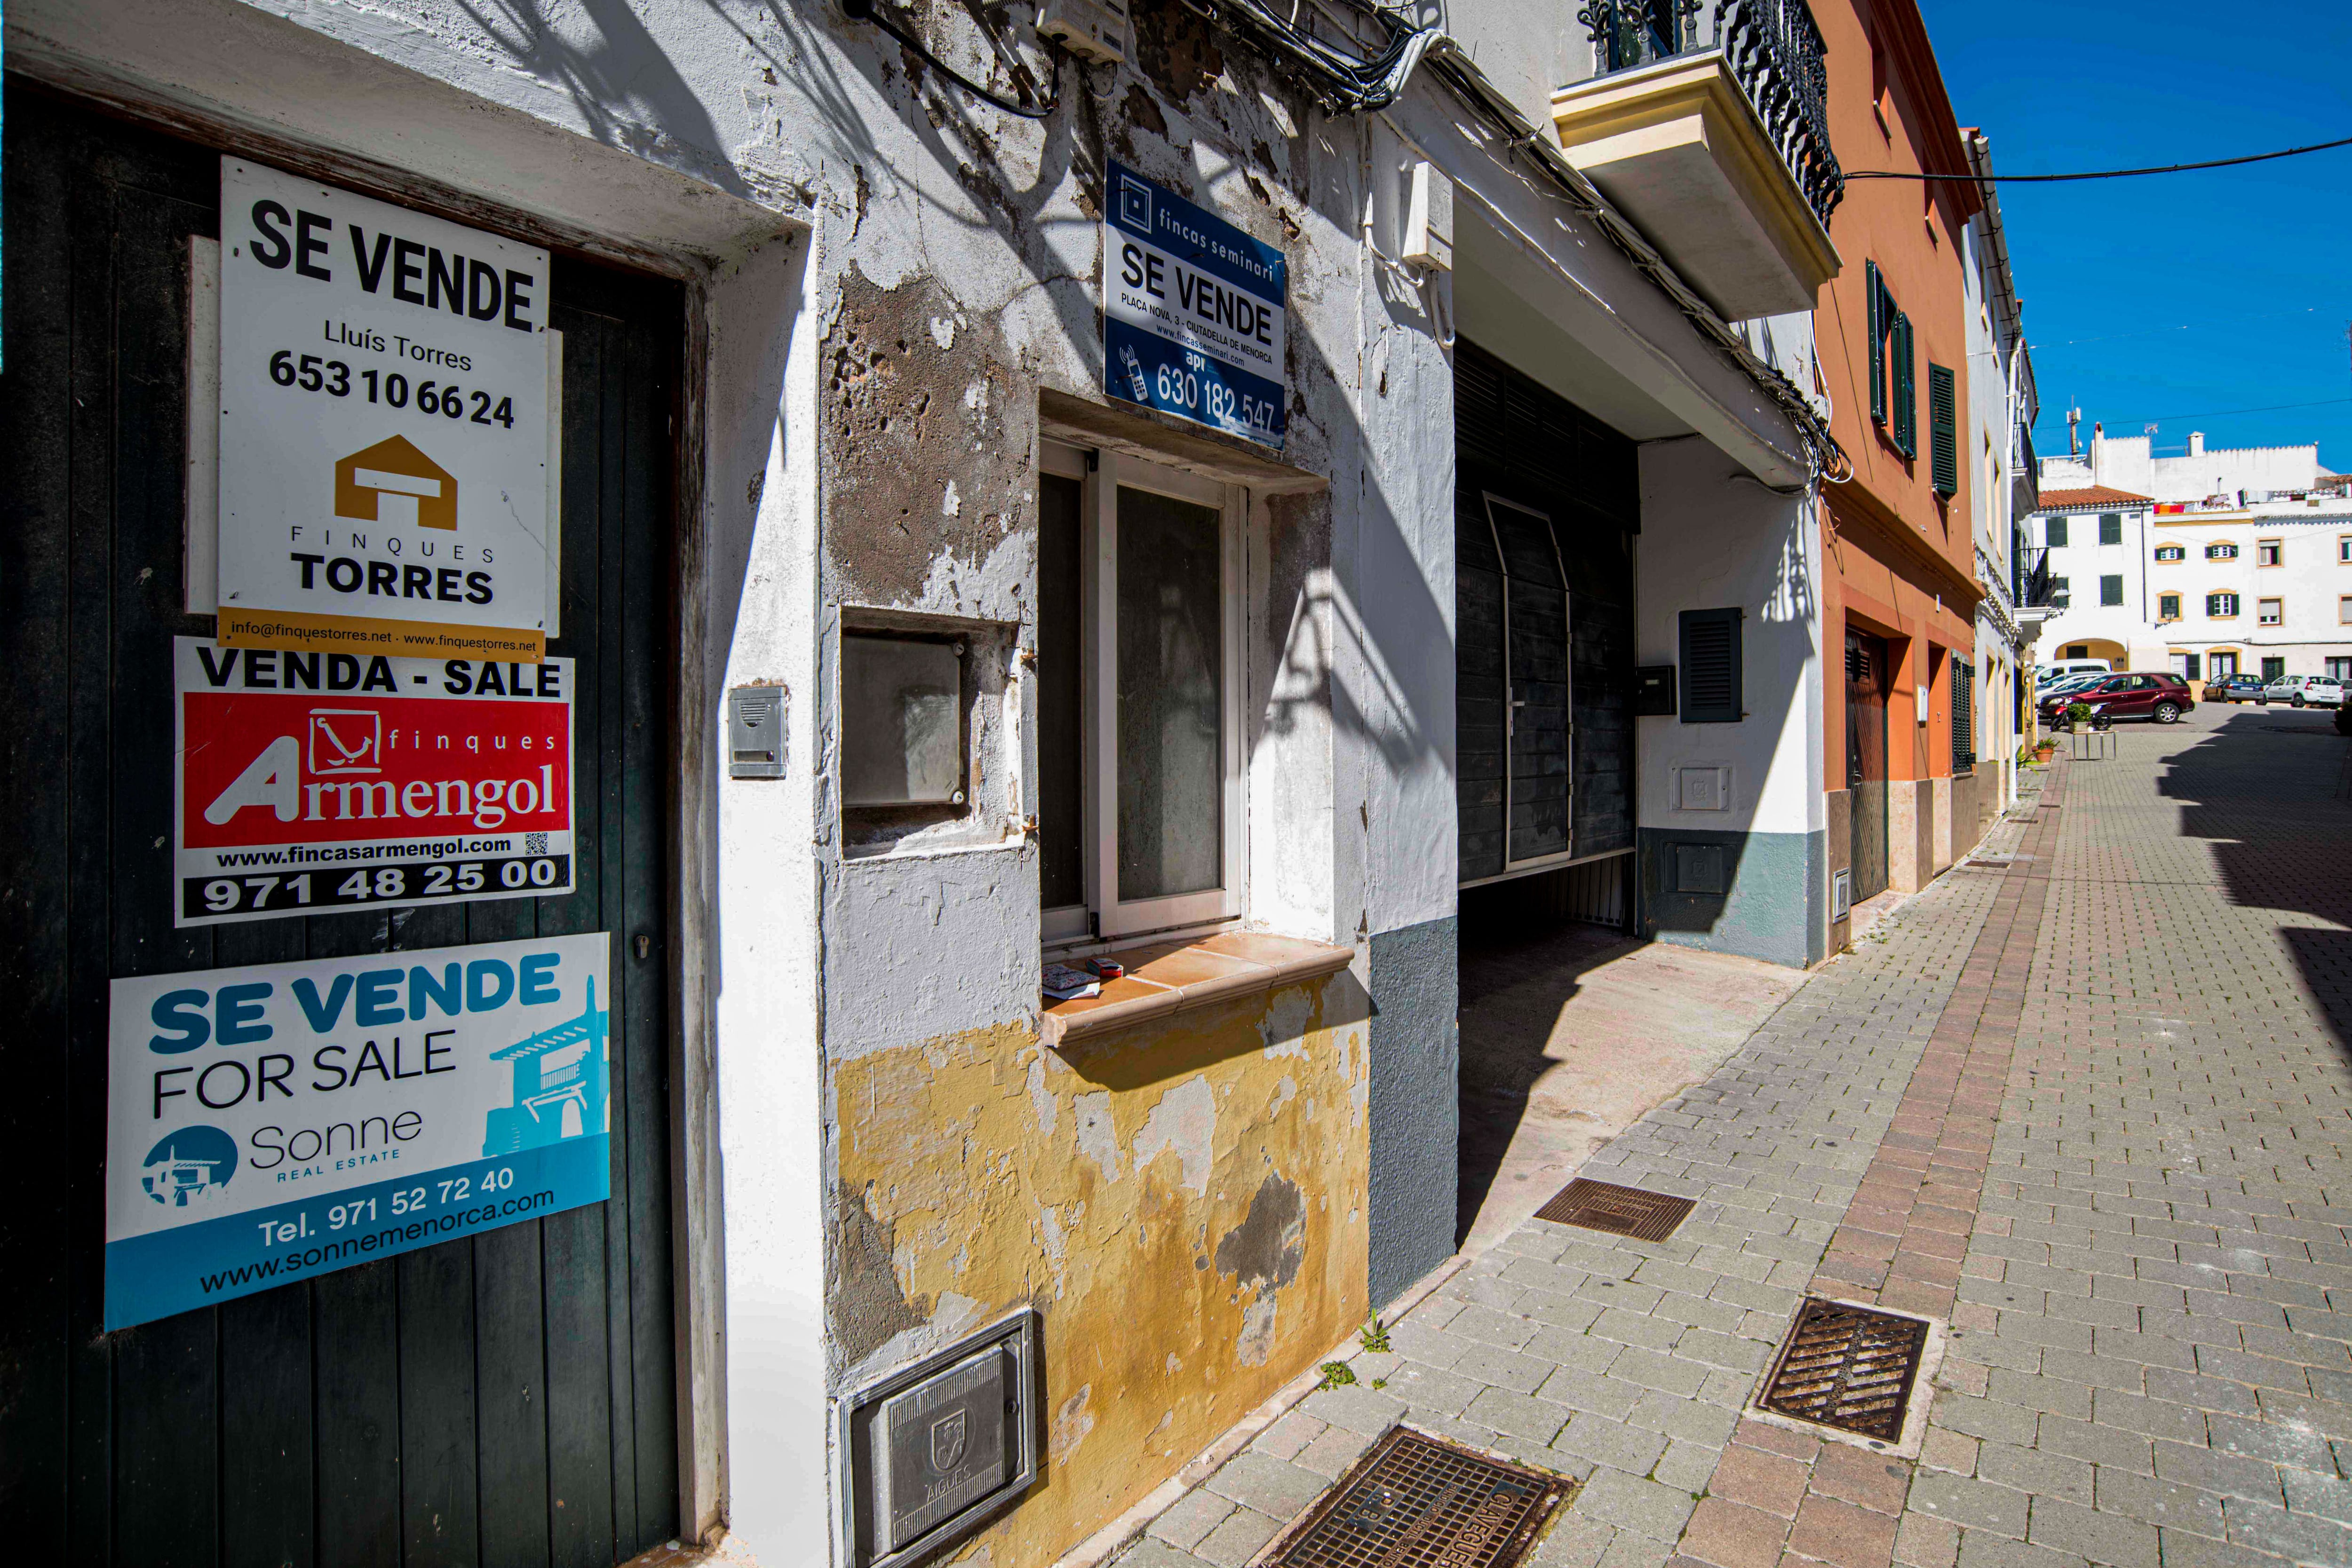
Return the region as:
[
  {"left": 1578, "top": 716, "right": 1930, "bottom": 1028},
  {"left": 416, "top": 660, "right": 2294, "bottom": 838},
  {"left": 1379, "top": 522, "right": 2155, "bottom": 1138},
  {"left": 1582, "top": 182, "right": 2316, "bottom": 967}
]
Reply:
[{"left": 1813, "top": 0, "right": 1985, "bottom": 935}]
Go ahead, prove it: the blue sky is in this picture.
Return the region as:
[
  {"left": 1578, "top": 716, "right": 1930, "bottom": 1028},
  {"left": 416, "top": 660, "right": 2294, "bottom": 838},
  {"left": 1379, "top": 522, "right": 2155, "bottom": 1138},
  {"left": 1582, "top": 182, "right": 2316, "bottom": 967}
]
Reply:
[{"left": 1920, "top": 0, "right": 2352, "bottom": 472}]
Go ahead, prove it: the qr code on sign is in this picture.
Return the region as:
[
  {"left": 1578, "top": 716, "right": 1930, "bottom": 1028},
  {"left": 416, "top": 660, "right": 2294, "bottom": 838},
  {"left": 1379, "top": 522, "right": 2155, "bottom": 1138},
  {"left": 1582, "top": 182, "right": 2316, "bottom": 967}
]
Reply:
[{"left": 525, "top": 833, "right": 549, "bottom": 856}]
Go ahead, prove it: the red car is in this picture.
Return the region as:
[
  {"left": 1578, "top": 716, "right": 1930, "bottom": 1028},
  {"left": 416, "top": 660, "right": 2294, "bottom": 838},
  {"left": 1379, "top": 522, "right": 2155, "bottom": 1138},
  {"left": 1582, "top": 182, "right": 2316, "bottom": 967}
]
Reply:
[{"left": 2039, "top": 672, "right": 2194, "bottom": 727}]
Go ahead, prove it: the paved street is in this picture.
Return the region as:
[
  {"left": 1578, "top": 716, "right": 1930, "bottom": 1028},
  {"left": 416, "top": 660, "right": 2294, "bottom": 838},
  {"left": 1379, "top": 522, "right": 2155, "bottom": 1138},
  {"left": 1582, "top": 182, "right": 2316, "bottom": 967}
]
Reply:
[{"left": 1111, "top": 704, "right": 2352, "bottom": 1568}]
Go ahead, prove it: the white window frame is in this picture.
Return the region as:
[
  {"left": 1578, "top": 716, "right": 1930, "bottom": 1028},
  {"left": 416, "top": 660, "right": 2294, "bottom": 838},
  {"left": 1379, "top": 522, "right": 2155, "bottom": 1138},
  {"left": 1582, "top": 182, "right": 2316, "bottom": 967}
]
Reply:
[
  {"left": 1038, "top": 440, "right": 1247, "bottom": 944},
  {"left": 2257, "top": 539, "right": 2283, "bottom": 567}
]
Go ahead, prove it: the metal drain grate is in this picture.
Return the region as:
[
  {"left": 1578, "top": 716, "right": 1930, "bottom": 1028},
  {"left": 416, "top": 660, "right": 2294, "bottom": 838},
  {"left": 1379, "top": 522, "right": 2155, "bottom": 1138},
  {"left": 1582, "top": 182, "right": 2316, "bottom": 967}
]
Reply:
[
  {"left": 1758, "top": 1299, "right": 1930, "bottom": 1441},
  {"left": 1532, "top": 1179, "right": 1696, "bottom": 1243},
  {"left": 1267, "top": 1426, "right": 1568, "bottom": 1568}
]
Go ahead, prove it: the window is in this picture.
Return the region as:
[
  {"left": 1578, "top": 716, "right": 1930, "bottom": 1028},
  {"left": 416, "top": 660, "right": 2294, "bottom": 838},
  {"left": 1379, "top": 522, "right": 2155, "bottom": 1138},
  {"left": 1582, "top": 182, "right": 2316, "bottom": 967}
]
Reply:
[
  {"left": 2263, "top": 657, "right": 2287, "bottom": 681},
  {"left": 2099, "top": 513, "right": 2122, "bottom": 545},
  {"left": 1951, "top": 657, "right": 1974, "bottom": 772},
  {"left": 2046, "top": 516, "right": 2068, "bottom": 548},
  {"left": 2100, "top": 575, "right": 2123, "bottom": 607},
  {"left": 1037, "top": 443, "right": 1244, "bottom": 942},
  {"left": 2258, "top": 598, "right": 2283, "bottom": 626},
  {"left": 2208, "top": 592, "right": 2239, "bottom": 617},
  {"left": 2158, "top": 593, "right": 2181, "bottom": 620},
  {"left": 1867, "top": 260, "right": 1915, "bottom": 457},
  {"left": 1679, "top": 607, "right": 1744, "bottom": 723},
  {"left": 2050, "top": 575, "right": 2071, "bottom": 607},
  {"left": 2341, "top": 595, "right": 2352, "bottom": 625},
  {"left": 1929, "top": 364, "right": 1957, "bottom": 496},
  {"left": 2064, "top": 645, "right": 2089, "bottom": 659},
  {"left": 2258, "top": 539, "right": 2282, "bottom": 567},
  {"left": 2330, "top": 657, "right": 2352, "bottom": 680},
  {"left": 2209, "top": 651, "right": 2238, "bottom": 678},
  {"left": 2154, "top": 545, "right": 2185, "bottom": 562},
  {"left": 2170, "top": 652, "right": 2202, "bottom": 680},
  {"left": 2206, "top": 542, "right": 2236, "bottom": 560},
  {"left": 2340, "top": 536, "right": 2352, "bottom": 563}
]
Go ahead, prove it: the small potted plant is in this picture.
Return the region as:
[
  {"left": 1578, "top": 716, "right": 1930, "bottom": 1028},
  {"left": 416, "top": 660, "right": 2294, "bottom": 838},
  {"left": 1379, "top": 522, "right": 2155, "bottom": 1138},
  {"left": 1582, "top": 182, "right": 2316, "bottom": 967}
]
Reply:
[
  {"left": 2063, "top": 701, "right": 2093, "bottom": 733},
  {"left": 2031, "top": 736, "right": 2055, "bottom": 763}
]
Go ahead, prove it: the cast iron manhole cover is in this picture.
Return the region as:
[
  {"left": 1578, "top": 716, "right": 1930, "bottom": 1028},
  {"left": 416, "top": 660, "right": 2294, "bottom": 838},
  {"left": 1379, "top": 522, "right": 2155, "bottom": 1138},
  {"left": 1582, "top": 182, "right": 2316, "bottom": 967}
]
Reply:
[
  {"left": 1267, "top": 1426, "right": 1569, "bottom": 1568},
  {"left": 1757, "top": 1299, "right": 1930, "bottom": 1441},
  {"left": 1532, "top": 1179, "right": 1696, "bottom": 1243}
]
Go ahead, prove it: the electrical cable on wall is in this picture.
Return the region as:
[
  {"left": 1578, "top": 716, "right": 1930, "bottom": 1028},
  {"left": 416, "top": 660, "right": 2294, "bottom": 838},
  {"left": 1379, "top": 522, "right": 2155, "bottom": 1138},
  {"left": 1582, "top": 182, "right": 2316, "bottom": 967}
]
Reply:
[
  {"left": 841, "top": 0, "right": 1065, "bottom": 119},
  {"left": 1176, "top": 0, "right": 1846, "bottom": 482}
]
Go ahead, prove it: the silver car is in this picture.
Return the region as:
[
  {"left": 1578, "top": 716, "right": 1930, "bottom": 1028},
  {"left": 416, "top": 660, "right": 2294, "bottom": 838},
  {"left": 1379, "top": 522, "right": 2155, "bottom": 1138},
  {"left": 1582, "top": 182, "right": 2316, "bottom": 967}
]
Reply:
[{"left": 2262, "top": 674, "right": 2344, "bottom": 708}]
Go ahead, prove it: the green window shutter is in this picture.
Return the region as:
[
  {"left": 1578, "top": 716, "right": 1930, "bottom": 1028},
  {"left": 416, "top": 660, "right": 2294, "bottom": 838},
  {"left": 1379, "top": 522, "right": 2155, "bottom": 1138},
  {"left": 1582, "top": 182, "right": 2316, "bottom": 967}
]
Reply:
[
  {"left": 1928, "top": 363, "right": 1957, "bottom": 495},
  {"left": 1867, "top": 261, "right": 1885, "bottom": 427},
  {"left": 2098, "top": 513, "right": 2122, "bottom": 544},
  {"left": 1678, "top": 607, "right": 1743, "bottom": 723},
  {"left": 2101, "top": 575, "right": 2123, "bottom": 606},
  {"left": 1892, "top": 312, "right": 1916, "bottom": 458},
  {"left": 2046, "top": 515, "right": 2067, "bottom": 547}
]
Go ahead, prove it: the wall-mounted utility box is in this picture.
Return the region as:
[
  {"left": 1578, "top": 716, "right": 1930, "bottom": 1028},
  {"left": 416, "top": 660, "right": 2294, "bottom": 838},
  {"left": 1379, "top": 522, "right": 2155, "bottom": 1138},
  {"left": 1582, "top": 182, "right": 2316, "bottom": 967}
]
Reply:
[
  {"left": 1037, "top": 0, "right": 1128, "bottom": 64},
  {"left": 839, "top": 1311, "right": 1041, "bottom": 1568},
  {"left": 1675, "top": 765, "right": 1731, "bottom": 812},
  {"left": 728, "top": 685, "right": 787, "bottom": 778},
  {"left": 1402, "top": 161, "right": 1454, "bottom": 270},
  {"left": 1636, "top": 665, "right": 1677, "bottom": 716}
]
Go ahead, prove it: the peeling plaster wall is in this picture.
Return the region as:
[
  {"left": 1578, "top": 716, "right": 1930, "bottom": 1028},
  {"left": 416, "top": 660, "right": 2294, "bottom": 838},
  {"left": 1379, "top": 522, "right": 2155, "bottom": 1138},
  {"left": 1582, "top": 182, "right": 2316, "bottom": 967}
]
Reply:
[
  {"left": 829, "top": 982, "right": 1368, "bottom": 1566},
  {"left": 26, "top": 2, "right": 1875, "bottom": 1561}
]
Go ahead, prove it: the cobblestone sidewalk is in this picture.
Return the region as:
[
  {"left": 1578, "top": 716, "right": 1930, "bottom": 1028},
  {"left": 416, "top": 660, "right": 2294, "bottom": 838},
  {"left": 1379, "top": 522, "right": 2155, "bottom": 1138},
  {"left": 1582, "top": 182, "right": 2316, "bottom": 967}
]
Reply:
[{"left": 1110, "top": 707, "right": 2352, "bottom": 1568}]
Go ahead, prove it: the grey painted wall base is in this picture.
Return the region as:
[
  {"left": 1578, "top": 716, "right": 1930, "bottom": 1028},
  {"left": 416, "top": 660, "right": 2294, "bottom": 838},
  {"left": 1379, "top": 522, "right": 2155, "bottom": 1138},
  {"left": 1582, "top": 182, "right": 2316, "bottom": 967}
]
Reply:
[
  {"left": 1367, "top": 915, "right": 1459, "bottom": 1309},
  {"left": 1640, "top": 826, "right": 1826, "bottom": 970}
]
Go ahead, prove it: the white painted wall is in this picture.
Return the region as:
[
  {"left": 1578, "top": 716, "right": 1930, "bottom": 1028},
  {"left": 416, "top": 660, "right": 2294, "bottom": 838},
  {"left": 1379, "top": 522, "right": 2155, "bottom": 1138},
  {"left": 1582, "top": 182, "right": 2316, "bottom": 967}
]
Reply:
[
  {"left": 705, "top": 238, "right": 833, "bottom": 1554},
  {"left": 2044, "top": 432, "right": 2325, "bottom": 504},
  {"left": 1636, "top": 441, "right": 1825, "bottom": 840}
]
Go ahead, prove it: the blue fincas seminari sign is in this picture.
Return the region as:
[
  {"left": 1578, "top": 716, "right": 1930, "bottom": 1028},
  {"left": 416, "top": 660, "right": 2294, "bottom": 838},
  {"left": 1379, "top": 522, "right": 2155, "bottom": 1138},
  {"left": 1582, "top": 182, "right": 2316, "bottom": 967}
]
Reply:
[{"left": 1102, "top": 161, "right": 1288, "bottom": 450}]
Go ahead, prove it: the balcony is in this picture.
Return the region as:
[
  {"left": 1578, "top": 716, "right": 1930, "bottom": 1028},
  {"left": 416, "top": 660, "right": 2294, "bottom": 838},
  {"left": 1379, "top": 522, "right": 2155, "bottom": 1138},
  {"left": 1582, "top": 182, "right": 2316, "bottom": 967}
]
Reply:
[
  {"left": 2013, "top": 544, "right": 2061, "bottom": 613},
  {"left": 1552, "top": 0, "right": 1843, "bottom": 321}
]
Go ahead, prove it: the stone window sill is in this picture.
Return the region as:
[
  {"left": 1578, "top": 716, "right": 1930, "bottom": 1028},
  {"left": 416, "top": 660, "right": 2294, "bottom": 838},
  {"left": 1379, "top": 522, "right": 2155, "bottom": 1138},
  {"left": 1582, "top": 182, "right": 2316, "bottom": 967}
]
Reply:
[{"left": 1041, "top": 932, "right": 1353, "bottom": 1046}]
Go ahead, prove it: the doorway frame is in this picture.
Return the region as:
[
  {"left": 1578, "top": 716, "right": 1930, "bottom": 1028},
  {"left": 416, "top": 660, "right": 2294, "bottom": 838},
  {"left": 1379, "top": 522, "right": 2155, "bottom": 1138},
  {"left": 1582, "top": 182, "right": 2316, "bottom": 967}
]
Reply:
[{"left": 11, "top": 66, "right": 733, "bottom": 1541}]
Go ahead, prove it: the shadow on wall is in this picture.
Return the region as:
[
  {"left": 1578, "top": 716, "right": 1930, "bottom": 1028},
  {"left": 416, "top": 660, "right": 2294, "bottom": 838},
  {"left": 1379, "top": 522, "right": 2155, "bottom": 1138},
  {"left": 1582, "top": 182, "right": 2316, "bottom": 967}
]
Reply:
[
  {"left": 2154, "top": 710, "right": 2352, "bottom": 1045},
  {"left": 1637, "top": 484, "right": 1820, "bottom": 966}
]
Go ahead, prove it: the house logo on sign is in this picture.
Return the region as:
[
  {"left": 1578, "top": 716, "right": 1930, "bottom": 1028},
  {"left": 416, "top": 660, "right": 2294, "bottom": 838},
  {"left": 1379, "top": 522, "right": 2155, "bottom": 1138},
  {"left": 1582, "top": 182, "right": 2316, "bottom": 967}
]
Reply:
[
  {"left": 308, "top": 709, "right": 382, "bottom": 775},
  {"left": 1115, "top": 169, "right": 1152, "bottom": 232},
  {"left": 335, "top": 434, "right": 457, "bottom": 531}
]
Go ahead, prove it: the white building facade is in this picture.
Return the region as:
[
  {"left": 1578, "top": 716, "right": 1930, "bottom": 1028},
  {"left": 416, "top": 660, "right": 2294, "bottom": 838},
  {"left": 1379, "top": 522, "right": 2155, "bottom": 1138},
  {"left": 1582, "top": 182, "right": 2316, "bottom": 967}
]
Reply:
[
  {"left": 1959, "top": 130, "right": 2037, "bottom": 795},
  {"left": 2033, "top": 429, "right": 2347, "bottom": 686}
]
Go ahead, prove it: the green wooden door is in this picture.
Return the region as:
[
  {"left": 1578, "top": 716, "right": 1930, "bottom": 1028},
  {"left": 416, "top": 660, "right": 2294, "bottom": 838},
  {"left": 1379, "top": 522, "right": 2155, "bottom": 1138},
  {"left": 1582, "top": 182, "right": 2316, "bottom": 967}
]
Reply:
[{"left": 0, "top": 86, "right": 683, "bottom": 1564}]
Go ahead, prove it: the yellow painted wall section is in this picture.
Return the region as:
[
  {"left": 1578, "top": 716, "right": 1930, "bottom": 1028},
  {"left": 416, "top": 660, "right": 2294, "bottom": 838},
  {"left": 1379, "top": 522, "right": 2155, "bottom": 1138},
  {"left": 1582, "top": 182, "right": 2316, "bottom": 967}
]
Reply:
[{"left": 829, "top": 975, "right": 1371, "bottom": 1565}]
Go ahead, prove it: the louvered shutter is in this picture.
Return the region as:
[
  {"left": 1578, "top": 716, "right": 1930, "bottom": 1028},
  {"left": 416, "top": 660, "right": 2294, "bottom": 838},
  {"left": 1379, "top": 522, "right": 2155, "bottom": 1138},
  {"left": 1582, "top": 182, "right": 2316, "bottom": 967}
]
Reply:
[
  {"left": 1892, "top": 312, "right": 1916, "bottom": 458},
  {"left": 1951, "top": 659, "right": 1974, "bottom": 771},
  {"left": 1678, "top": 607, "right": 1743, "bottom": 723},
  {"left": 1928, "top": 363, "right": 1957, "bottom": 495},
  {"left": 1867, "top": 261, "right": 1885, "bottom": 427}
]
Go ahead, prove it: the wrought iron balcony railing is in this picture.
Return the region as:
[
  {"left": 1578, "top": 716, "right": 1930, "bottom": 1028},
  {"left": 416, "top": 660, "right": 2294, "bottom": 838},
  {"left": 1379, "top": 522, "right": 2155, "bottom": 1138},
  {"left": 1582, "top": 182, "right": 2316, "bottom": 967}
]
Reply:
[
  {"left": 2013, "top": 543, "right": 2060, "bottom": 610},
  {"left": 1578, "top": 0, "right": 1844, "bottom": 225}
]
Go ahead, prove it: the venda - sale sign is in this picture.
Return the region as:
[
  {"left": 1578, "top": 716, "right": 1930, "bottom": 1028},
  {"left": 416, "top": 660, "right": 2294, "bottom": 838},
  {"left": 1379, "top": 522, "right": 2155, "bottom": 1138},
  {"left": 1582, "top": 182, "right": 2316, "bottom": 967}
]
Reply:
[
  {"left": 1102, "top": 161, "right": 1287, "bottom": 449},
  {"left": 106, "top": 934, "right": 610, "bottom": 1328},
  {"left": 175, "top": 637, "right": 574, "bottom": 927}
]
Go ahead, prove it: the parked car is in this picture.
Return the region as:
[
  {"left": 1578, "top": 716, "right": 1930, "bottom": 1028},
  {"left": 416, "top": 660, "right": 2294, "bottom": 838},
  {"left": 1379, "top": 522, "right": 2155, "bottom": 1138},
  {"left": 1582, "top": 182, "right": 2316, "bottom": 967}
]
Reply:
[
  {"left": 2037, "top": 658, "right": 2114, "bottom": 684},
  {"left": 2038, "top": 672, "right": 2109, "bottom": 701},
  {"left": 2202, "top": 674, "right": 2269, "bottom": 704},
  {"left": 2039, "top": 672, "right": 2195, "bottom": 727},
  {"left": 2262, "top": 673, "right": 2344, "bottom": 708}
]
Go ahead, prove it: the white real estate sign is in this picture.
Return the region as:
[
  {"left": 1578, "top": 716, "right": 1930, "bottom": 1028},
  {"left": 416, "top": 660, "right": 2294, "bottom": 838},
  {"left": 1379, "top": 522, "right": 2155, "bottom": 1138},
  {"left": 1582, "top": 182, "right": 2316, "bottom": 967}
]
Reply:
[{"left": 217, "top": 160, "right": 553, "bottom": 660}]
